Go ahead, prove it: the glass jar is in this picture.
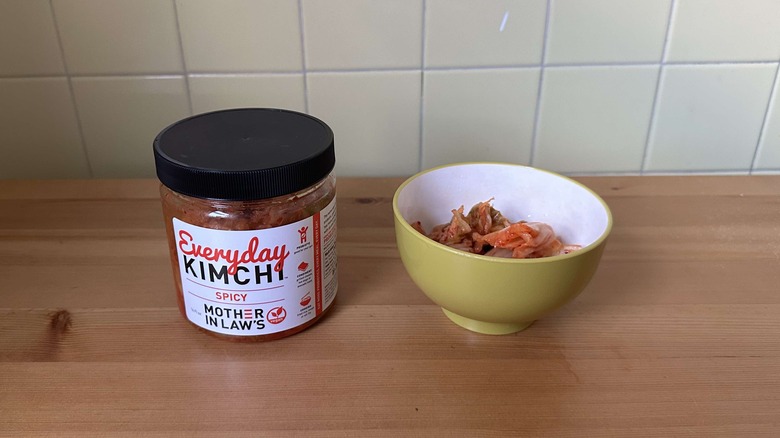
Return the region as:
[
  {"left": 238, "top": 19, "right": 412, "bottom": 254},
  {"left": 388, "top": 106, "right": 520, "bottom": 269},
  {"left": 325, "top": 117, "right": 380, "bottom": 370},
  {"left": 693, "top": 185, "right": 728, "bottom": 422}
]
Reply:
[{"left": 153, "top": 108, "right": 337, "bottom": 341}]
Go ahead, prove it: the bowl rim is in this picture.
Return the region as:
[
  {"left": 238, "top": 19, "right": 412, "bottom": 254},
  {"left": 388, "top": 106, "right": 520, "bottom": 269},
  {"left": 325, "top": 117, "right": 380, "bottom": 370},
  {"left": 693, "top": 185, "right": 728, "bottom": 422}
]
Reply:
[{"left": 392, "top": 162, "right": 614, "bottom": 264}]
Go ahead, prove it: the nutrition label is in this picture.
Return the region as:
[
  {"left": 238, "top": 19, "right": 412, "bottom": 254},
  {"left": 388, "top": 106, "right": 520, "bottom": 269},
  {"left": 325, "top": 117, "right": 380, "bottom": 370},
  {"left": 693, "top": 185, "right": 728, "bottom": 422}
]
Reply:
[
  {"left": 320, "top": 201, "right": 338, "bottom": 307},
  {"left": 173, "top": 198, "right": 337, "bottom": 336}
]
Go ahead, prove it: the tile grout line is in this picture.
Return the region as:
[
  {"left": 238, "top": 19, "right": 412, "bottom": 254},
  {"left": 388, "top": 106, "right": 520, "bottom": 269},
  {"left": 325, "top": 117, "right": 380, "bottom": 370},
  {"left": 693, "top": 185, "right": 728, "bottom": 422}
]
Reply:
[
  {"left": 297, "top": 0, "right": 310, "bottom": 113},
  {"left": 187, "top": 72, "right": 303, "bottom": 78},
  {"left": 749, "top": 61, "right": 780, "bottom": 174},
  {"left": 48, "top": 0, "right": 94, "bottom": 178},
  {"left": 639, "top": 68, "right": 665, "bottom": 174},
  {"left": 529, "top": 0, "right": 553, "bottom": 166},
  {"left": 547, "top": 60, "right": 780, "bottom": 68},
  {"left": 751, "top": 168, "right": 780, "bottom": 174},
  {"left": 564, "top": 169, "right": 753, "bottom": 176},
  {"left": 5, "top": 59, "right": 780, "bottom": 82},
  {"left": 417, "top": 0, "right": 427, "bottom": 172},
  {"left": 171, "top": 0, "right": 194, "bottom": 115},
  {"left": 642, "top": 169, "right": 753, "bottom": 176},
  {"left": 544, "top": 169, "right": 759, "bottom": 177},
  {"left": 0, "top": 73, "right": 187, "bottom": 80},
  {"left": 0, "top": 74, "right": 71, "bottom": 80},
  {"left": 640, "top": 0, "right": 677, "bottom": 175}
]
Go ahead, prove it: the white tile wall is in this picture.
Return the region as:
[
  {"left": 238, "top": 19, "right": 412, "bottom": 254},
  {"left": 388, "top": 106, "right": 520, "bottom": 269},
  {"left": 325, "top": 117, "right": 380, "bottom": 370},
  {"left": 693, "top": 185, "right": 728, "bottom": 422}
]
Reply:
[
  {"left": 535, "top": 66, "right": 659, "bottom": 173},
  {"left": 667, "top": 0, "right": 780, "bottom": 62},
  {"left": 0, "top": 0, "right": 65, "bottom": 76},
  {"left": 0, "top": 78, "right": 88, "bottom": 178},
  {"left": 176, "top": 0, "right": 302, "bottom": 72},
  {"left": 645, "top": 64, "right": 776, "bottom": 172},
  {"left": 422, "top": 69, "right": 539, "bottom": 168},
  {"left": 72, "top": 77, "right": 191, "bottom": 178},
  {"left": 425, "top": 0, "right": 546, "bottom": 67},
  {"left": 52, "top": 0, "right": 183, "bottom": 75},
  {"left": 546, "top": 0, "right": 671, "bottom": 64},
  {"left": 308, "top": 71, "right": 421, "bottom": 176},
  {"left": 189, "top": 74, "right": 306, "bottom": 114},
  {"left": 2, "top": 0, "right": 780, "bottom": 179},
  {"left": 754, "top": 71, "right": 780, "bottom": 171},
  {"left": 302, "top": 0, "right": 423, "bottom": 70}
]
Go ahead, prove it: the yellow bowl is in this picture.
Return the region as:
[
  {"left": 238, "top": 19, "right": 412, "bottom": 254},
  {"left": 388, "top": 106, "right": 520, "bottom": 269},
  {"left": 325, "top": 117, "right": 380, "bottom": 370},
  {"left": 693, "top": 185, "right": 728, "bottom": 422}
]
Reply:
[{"left": 393, "top": 163, "right": 612, "bottom": 334}]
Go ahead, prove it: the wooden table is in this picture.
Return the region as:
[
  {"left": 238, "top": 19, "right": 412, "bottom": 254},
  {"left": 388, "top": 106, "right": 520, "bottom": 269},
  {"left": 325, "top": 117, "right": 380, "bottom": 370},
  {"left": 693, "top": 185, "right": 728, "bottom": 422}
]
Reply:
[{"left": 1, "top": 176, "right": 779, "bottom": 437}]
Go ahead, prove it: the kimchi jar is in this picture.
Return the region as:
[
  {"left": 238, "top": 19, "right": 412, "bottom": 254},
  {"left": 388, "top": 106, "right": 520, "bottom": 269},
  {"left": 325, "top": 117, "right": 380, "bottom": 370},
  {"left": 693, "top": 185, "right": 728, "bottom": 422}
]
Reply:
[{"left": 153, "top": 108, "right": 337, "bottom": 341}]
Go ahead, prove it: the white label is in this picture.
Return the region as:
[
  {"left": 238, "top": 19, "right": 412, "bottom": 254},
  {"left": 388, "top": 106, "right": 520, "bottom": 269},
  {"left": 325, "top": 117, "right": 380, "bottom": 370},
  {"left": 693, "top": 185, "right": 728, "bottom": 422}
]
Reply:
[{"left": 173, "top": 197, "right": 337, "bottom": 336}]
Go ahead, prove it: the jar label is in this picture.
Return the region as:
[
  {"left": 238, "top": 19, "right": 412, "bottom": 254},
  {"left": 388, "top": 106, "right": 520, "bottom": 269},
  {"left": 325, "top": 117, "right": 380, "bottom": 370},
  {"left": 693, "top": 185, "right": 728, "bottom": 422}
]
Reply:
[{"left": 172, "top": 197, "right": 337, "bottom": 336}]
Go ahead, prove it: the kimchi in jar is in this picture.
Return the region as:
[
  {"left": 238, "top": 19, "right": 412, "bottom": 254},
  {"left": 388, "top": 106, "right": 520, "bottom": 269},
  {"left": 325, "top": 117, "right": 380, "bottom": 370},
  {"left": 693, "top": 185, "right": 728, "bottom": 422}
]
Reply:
[{"left": 153, "top": 108, "right": 337, "bottom": 341}]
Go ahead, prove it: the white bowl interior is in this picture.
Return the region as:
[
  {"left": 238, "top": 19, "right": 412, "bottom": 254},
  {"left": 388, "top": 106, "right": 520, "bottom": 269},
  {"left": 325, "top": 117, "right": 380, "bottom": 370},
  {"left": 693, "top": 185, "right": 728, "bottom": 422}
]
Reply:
[{"left": 397, "top": 164, "right": 610, "bottom": 248}]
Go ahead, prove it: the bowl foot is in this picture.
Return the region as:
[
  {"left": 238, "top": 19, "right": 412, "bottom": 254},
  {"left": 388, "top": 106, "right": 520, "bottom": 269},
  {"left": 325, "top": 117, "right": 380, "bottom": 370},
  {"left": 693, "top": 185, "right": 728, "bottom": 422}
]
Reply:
[{"left": 442, "top": 309, "right": 533, "bottom": 335}]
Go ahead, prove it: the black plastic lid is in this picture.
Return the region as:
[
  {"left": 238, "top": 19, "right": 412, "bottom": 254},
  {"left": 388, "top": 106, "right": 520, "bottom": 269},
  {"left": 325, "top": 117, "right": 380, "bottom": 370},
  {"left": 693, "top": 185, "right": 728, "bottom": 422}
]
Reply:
[{"left": 153, "top": 108, "right": 335, "bottom": 200}]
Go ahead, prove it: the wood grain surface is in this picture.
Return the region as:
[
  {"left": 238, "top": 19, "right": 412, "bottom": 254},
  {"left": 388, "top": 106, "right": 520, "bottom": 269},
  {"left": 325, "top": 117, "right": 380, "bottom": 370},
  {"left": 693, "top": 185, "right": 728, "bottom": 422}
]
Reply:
[{"left": 1, "top": 176, "right": 779, "bottom": 437}]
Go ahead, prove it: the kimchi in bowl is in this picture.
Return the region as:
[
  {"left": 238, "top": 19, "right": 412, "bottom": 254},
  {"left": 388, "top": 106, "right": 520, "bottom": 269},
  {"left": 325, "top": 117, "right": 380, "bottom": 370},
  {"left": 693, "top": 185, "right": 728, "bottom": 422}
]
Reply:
[{"left": 392, "top": 162, "right": 612, "bottom": 334}]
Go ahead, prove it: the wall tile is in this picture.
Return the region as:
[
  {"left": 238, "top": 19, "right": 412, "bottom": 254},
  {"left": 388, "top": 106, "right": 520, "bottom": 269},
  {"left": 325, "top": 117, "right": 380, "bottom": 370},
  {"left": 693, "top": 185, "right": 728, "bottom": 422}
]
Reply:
[
  {"left": 2, "top": 0, "right": 780, "bottom": 180},
  {"left": 72, "top": 77, "right": 191, "bottom": 178},
  {"left": 0, "top": 78, "right": 88, "bottom": 178},
  {"left": 646, "top": 64, "right": 775, "bottom": 172},
  {"left": 0, "top": 0, "right": 65, "bottom": 76},
  {"left": 753, "top": 70, "right": 780, "bottom": 170},
  {"left": 189, "top": 74, "right": 306, "bottom": 114},
  {"left": 302, "top": 0, "right": 422, "bottom": 70},
  {"left": 308, "top": 71, "right": 420, "bottom": 176},
  {"left": 547, "top": 0, "right": 670, "bottom": 64},
  {"left": 425, "top": 0, "right": 545, "bottom": 68},
  {"left": 667, "top": 0, "right": 780, "bottom": 62},
  {"left": 176, "top": 0, "right": 302, "bottom": 72},
  {"left": 52, "top": 0, "right": 182, "bottom": 74},
  {"left": 422, "top": 69, "right": 539, "bottom": 169},
  {"left": 535, "top": 66, "right": 658, "bottom": 173}
]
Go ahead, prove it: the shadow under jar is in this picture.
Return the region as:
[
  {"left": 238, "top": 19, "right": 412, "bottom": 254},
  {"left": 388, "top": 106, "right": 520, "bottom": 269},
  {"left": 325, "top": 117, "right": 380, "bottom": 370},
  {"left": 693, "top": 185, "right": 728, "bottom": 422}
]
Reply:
[{"left": 153, "top": 109, "right": 338, "bottom": 341}]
